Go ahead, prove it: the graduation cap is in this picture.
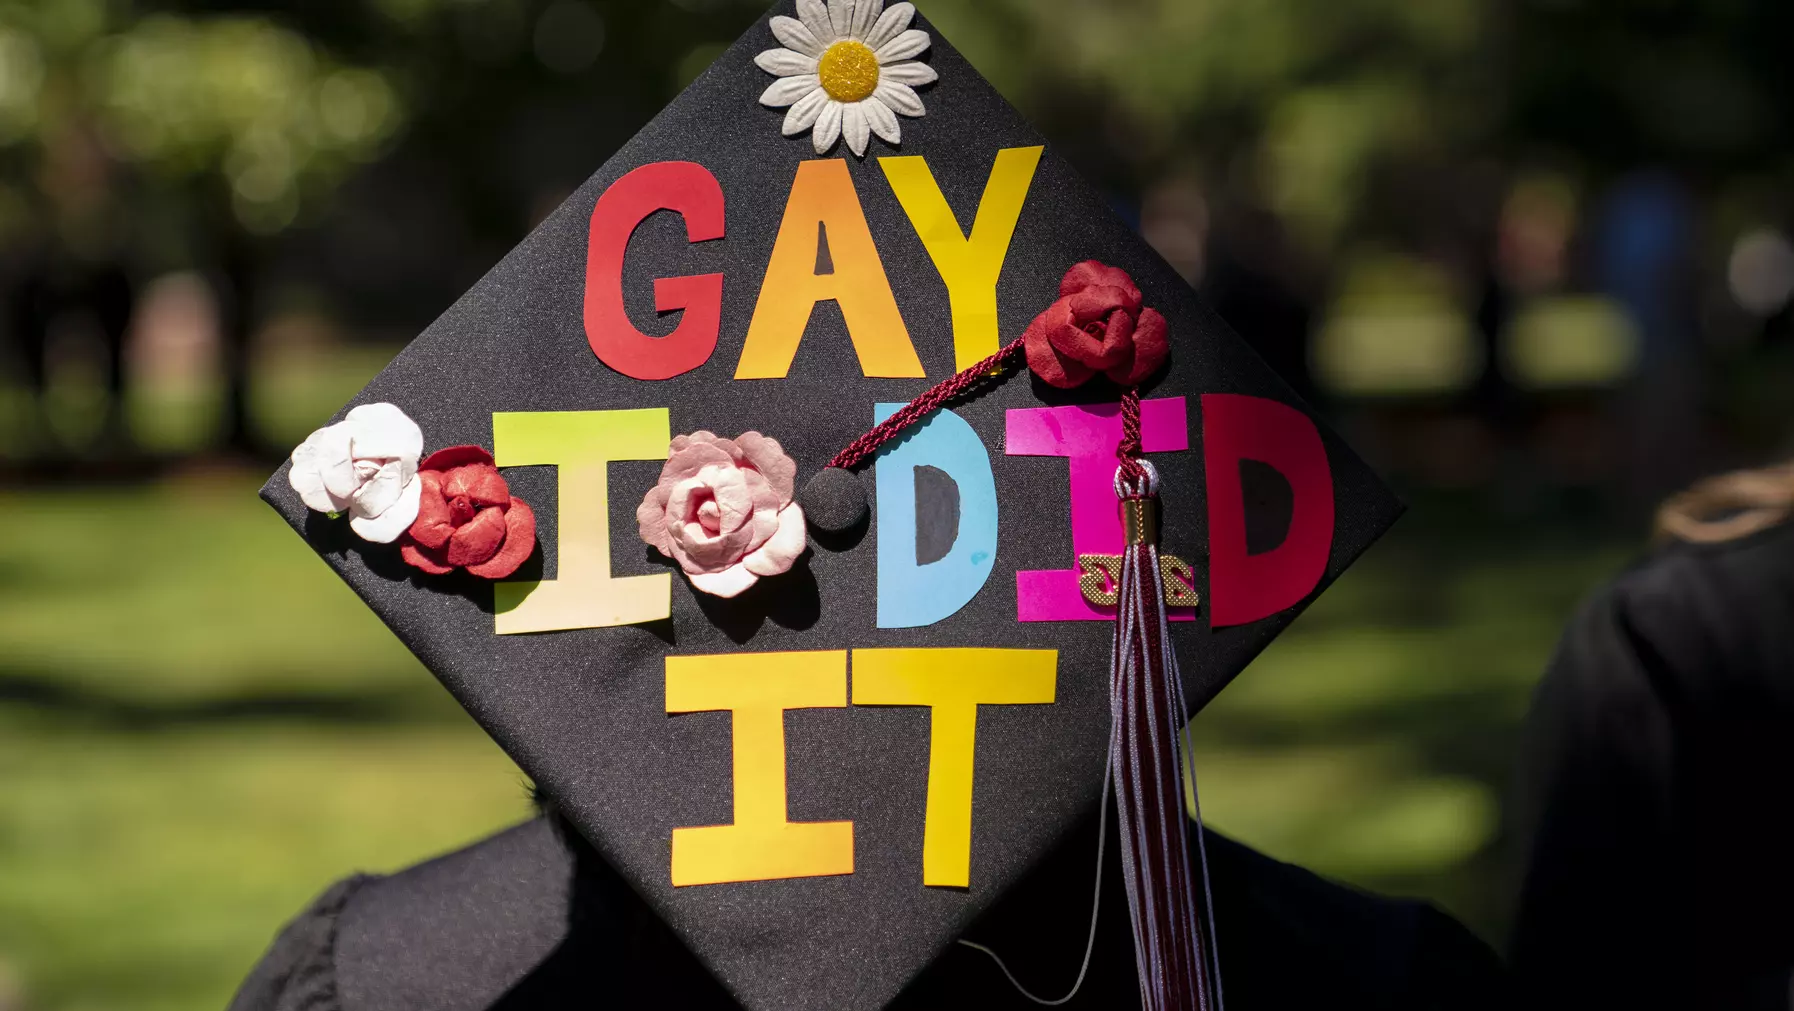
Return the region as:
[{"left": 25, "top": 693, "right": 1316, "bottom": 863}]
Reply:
[{"left": 264, "top": 2, "right": 1402, "bottom": 1007}]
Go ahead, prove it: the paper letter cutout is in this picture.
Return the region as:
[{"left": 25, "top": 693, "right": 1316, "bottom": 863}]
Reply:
[
  {"left": 881, "top": 147, "right": 1044, "bottom": 369},
  {"left": 873, "top": 403, "right": 998, "bottom": 628},
  {"left": 492, "top": 409, "right": 672, "bottom": 634},
  {"left": 852, "top": 648, "right": 1057, "bottom": 887},
  {"left": 667, "top": 651, "right": 854, "bottom": 886},
  {"left": 584, "top": 162, "right": 725, "bottom": 380},
  {"left": 1005, "top": 398, "right": 1193, "bottom": 622},
  {"left": 1202, "top": 394, "right": 1335, "bottom": 627},
  {"left": 736, "top": 159, "right": 924, "bottom": 379}
]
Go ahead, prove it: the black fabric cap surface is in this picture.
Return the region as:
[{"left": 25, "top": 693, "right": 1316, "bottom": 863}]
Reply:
[{"left": 259, "top": 5, "right": 1404, "bottom": 1009}]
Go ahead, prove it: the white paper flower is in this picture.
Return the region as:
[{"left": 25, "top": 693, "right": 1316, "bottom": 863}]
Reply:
[
  {"left": 288, "top": 402, "right": 425, "bottom": 544},
  {"left": 755, "top": 0, "right": 935, "bottom": 157}
]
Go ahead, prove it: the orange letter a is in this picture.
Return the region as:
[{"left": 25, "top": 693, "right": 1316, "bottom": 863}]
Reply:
[{"left": 735, "top": 159, "right": 924, "bottom": 379}]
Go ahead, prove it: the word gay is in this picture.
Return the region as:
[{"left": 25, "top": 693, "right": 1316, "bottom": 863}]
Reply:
[
  {"left": 584, "top": 149, "right": 1041, "bottom": 380},
  {"left": 667, "top": 647, "right": 1056, "bottom": 888},
  {"left": 485, "top": 394, "right": 1335, "bottom": 636}
]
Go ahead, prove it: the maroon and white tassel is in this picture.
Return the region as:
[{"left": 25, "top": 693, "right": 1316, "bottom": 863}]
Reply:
[{"left": 1110, "top": 391, "right": 1223, "bottom": 1011}]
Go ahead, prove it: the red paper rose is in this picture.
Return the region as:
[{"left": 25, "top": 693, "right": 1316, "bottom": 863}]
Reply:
[
  {"left": 1022, "top": 260, "right": 1170, "bottom": 389},
  {"left": 399, "top": 445, "right": 537, "bottom": 579}
]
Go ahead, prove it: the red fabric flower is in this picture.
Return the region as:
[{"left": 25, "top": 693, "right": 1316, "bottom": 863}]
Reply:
[
  {"left": 1022, "top": 260, "right": 1170, "bottom": 389},
  {"left": 399, "top": 445, "right": 538, "bottom": 579}
]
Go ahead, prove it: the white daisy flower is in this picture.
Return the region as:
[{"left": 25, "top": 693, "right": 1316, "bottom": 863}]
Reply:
[{"left": 754, "top": 0, "right": 936, "bottom": 157}]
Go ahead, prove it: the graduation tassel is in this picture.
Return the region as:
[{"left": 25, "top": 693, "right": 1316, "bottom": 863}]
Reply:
[{"left": 1109, "top": 389, "right": 1223, "bottom": 1011}]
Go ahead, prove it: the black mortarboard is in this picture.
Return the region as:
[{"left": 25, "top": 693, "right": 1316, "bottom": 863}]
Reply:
[{"left": 263, "top": 3, "right": 1401, "bottom": 1008}]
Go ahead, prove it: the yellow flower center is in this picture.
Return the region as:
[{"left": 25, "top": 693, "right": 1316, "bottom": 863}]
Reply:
[{"left": 818, "top": 40, "right": 879, "bottom": 103}]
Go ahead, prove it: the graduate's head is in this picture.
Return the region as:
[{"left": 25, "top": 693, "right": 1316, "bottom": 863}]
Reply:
[{"left": 265, "top": 3, "right": 1400, "bottom": 1006}]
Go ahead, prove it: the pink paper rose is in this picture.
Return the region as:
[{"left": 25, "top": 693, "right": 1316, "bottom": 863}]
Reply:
[
  {"left": 1023, "top": 260, "right": 1170, "bottom": 389},
  {"left": 637, "top": 431, "right": 807, "bottom": 598}
]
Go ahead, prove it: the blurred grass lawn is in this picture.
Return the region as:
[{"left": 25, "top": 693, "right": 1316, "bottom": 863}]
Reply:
[{"left": 0, "top": 434, "right": 1629, "bottom": 1010}]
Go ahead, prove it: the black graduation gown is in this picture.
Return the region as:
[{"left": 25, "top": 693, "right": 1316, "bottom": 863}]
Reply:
[
  {"left": 1511, "top": 520, "right": 1794, "bottom": 1009},
  {"left": 231, "top": 806, "right": 1505, "bottom": 1010}
]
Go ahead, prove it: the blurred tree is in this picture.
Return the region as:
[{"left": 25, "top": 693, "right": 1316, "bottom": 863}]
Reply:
[
  {"left": 1510, "top": 0, "right": 1794, "bottom": 176},
  {"left": 0, "top": 0, "right": 404, "bottom": 453},
  {"left": 0, "top": 0, "right": 766, "bottom": 458},
  {"left": 926, "top": 0, "right": 1498, "bottom": 253},
  {"left": 3, "top": 0, "right": 1792, "bottom": 458},
  {"left": 924, "top": 0, "right": 1789, "bottom": 249}
]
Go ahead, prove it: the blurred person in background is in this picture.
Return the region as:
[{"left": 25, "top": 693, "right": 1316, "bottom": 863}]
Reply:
[{"left": 1511, "top": 461, "right": 1794, "bottom": 1008}]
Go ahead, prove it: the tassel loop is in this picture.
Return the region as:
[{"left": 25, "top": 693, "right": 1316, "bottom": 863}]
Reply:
[{"left": 1116, "top": 461, "right": 1161, "bottom": 547}]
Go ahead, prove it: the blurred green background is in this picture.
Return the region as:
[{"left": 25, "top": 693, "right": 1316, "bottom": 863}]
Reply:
[{"left": 2, "top": 0, "right": 1793, "bottom": 1007}]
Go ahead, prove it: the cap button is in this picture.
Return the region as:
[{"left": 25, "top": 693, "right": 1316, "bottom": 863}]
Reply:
[{"left": 799, "top": 466, "right": 869, "bottom": 535}]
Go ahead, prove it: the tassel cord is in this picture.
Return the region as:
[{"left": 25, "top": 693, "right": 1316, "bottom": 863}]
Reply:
[
  {"left": 828, "top": 338, "right": 1024, "bottom": 471},
  {"left": 1158, "top": 548, "right": 1225, "bottom": 1007},
  {"left": 956, "top": 736, "right": 1115, "bottom": 1007}
]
